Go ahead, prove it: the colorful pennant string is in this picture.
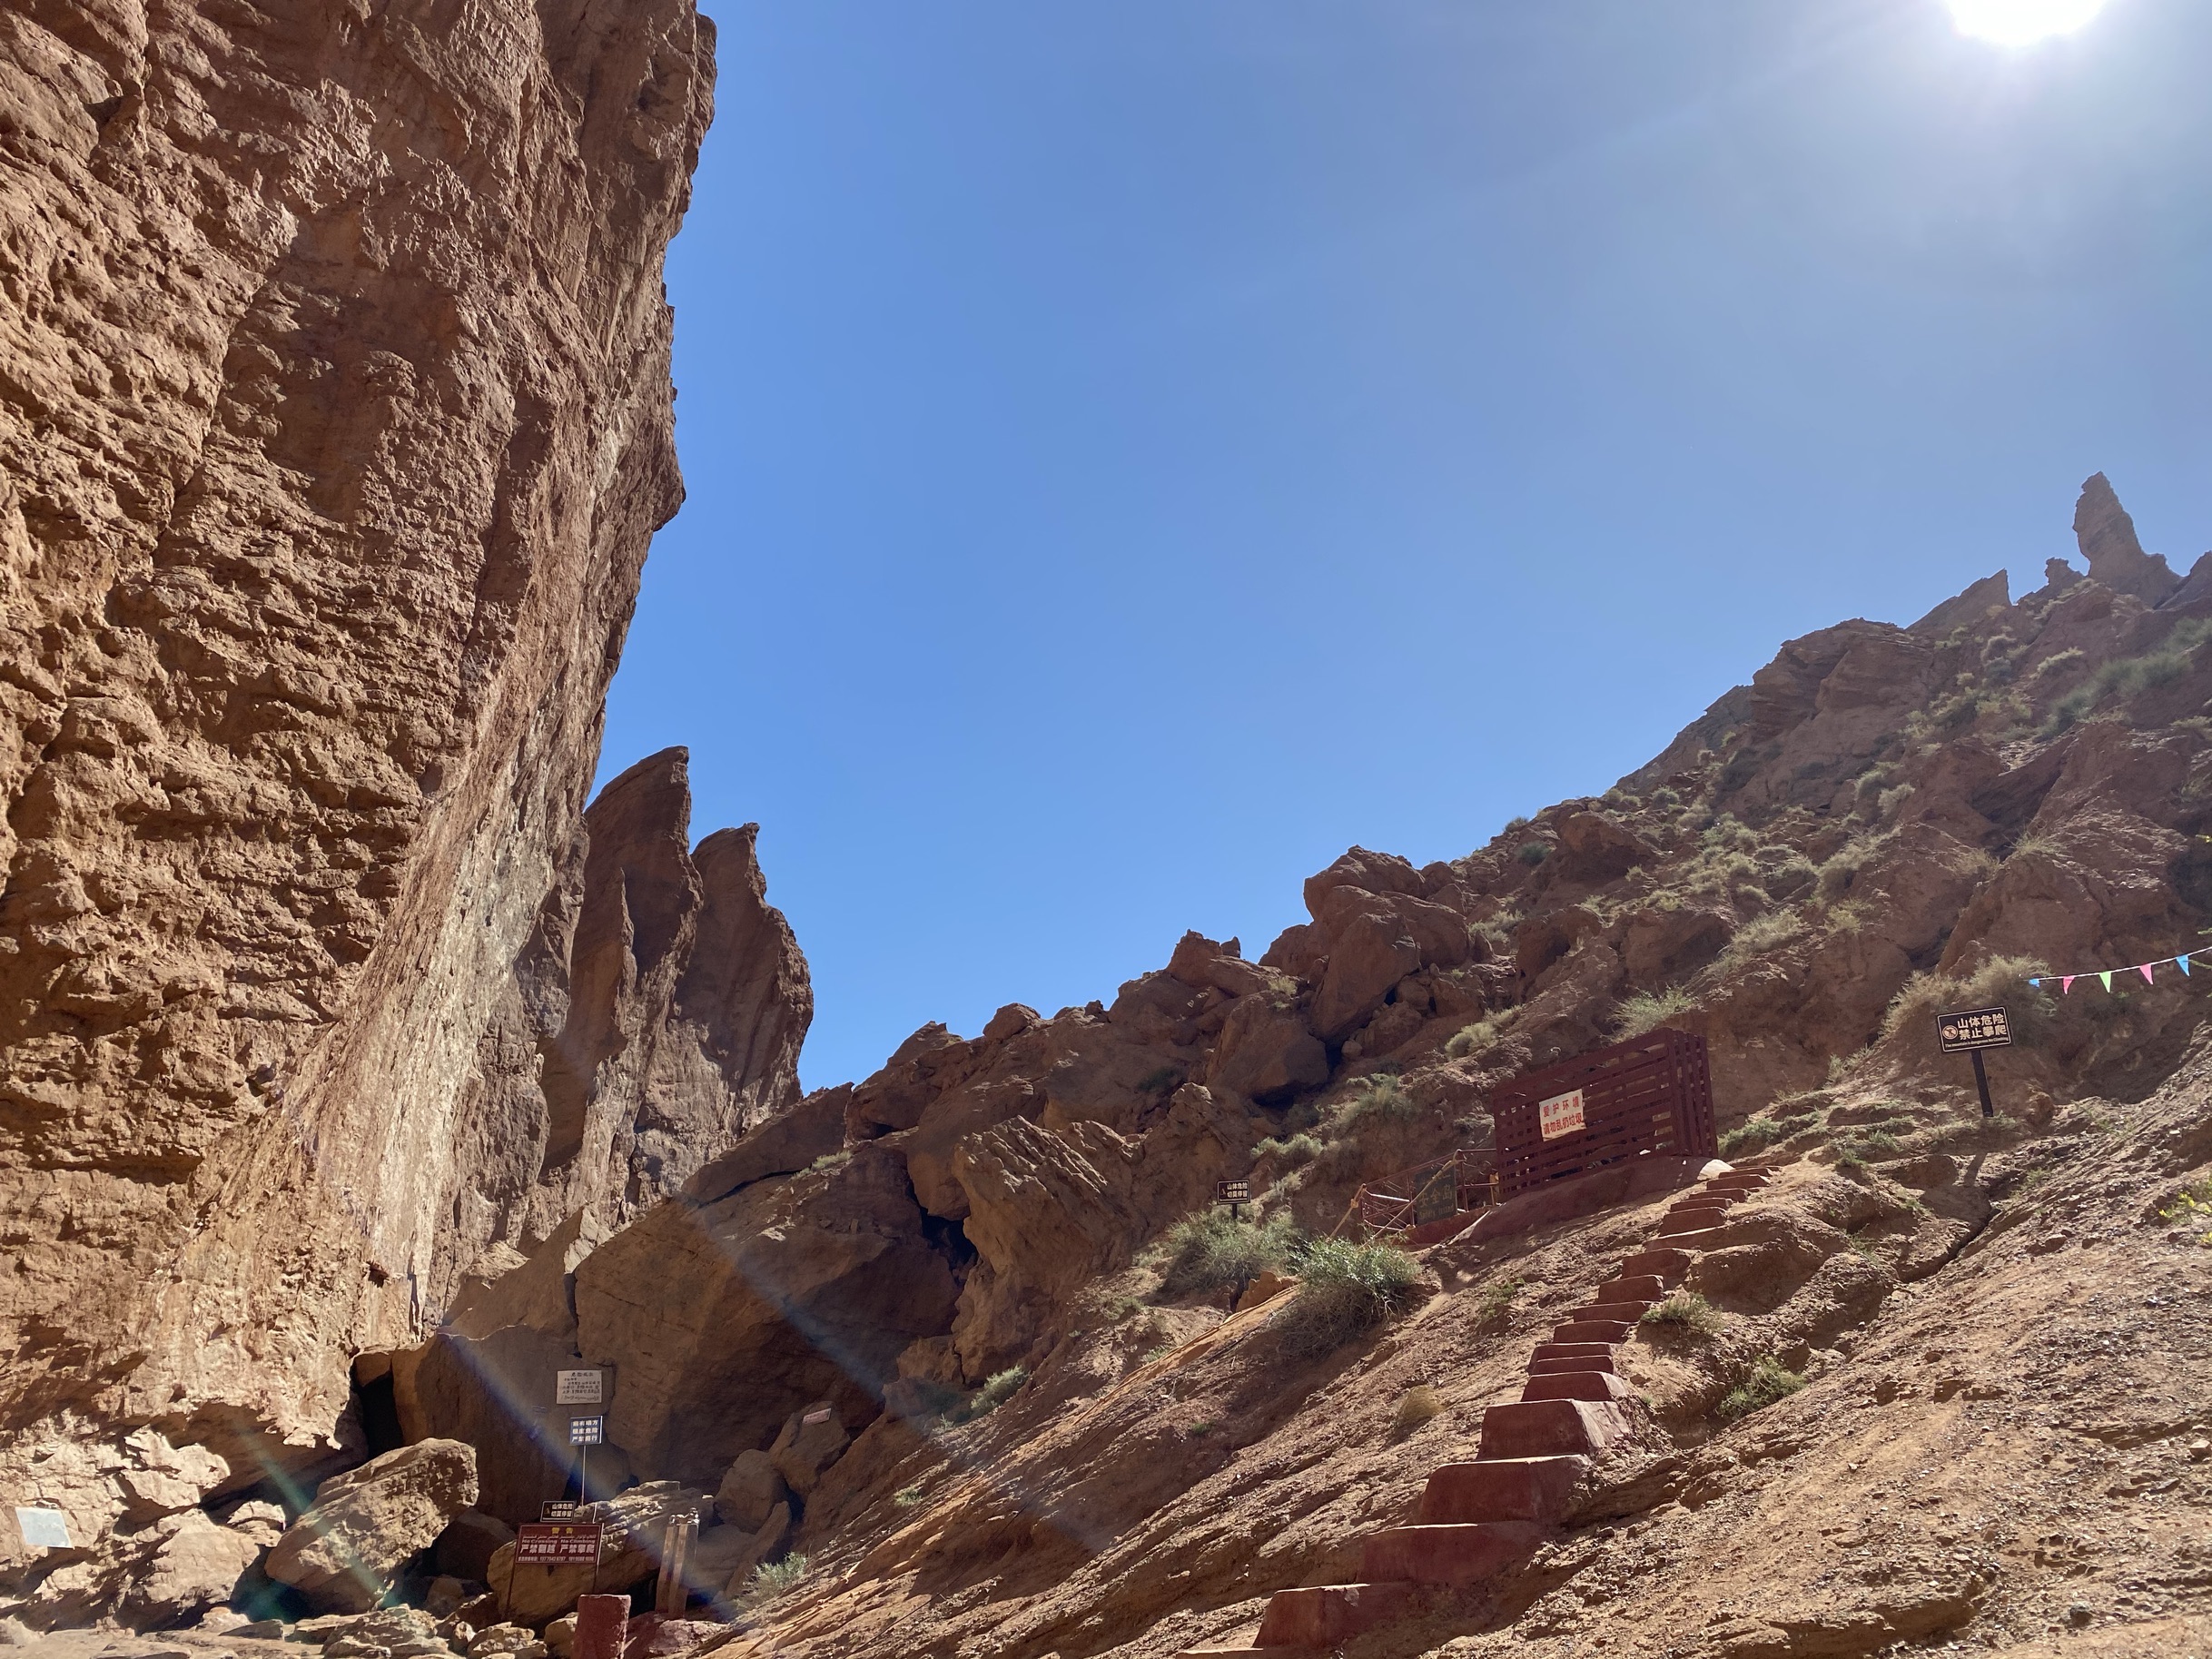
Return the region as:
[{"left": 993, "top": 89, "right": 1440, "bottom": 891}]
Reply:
[{"left": 2026, "top": 951, "right": 2196, "bottom": 993}]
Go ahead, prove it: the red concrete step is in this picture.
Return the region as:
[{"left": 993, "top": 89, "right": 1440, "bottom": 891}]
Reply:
[
  {"left": 1417, "top": 1456, "right": 1589, "bottom": 1524},
  {"left": 1549, "top": 1321, "right": 1632, "bottom": 1346},
  {"left": 1362, "top": 1521, "right": 1545, "bottom": 1585},
  {"left": 1530, "top": 1340, "right": 1615, "bottom": 1365},
  {"left": 1521, "top": 1370, "right": 1635, "bottom": 1404},
  {"left": 1616, "top": 1248, "right": 1692, "bottom": 1280},
  {"left": 1655, "top": 1214, "right": 1731, "bottom": 1239},
  {"left": 1705, "top": 1175, "right": 1766, "bottom": 1190},
  {"left": 1478, "top": 1397, "right": 1632, "bottom": 1458},
  {"left": 1255, "top": 1582, "right": 1417, "bottom": 1647},
  {"left": 1593, "top": 1273, "right": 1668, "bottom": 1302},
  {"left": 1664, "top": 1199, "right": 1736, "bottom": 1221},
  {"left": 1564, "top": 1299, "right": 1654, "bottom": 1323},
  {"left": 1174, "top": 1646, "right": 1279, "bottom": 1657},
  {"left": 1527, "top": 1353, "right": 1615, "bottom": 1377}
]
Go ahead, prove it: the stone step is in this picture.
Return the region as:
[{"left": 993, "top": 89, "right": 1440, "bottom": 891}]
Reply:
[
  {"left": 1521, "top": 1370, "right": 1636, "bottom": 1405},
  {"left": 1417, "top": 1456, "right": 1589, "bottom": 1524},
  {"left": 1616, "top": 1248, "right": 1692, "bottom": 1281},
  {"left": 1550, "top": 1318, "right": 1634, "bottom": 1345},
  {"left": 1530, "top": 1340, "right": 1615, "bottom": 1364},
  {"left": 1526, "top": 1353, "right": 1615, "bottom": 1377},
  {"left": 1664, "top": 1199, "right": 1736, "bottom": 1220},
  {"left": 1255, "top": 1582, "right": 1417, "bottom": 1648},
  {"left": 1705, "top": 1173, "right": 1767, "bottom": 1189},
  {"left": 1478, "top": 1397, "right": 1632, "bottom": 1459},
  {"left": 1362, "top": 1522, "right": 1546, "bottom": 1585},
  {"left": 1655, "top": 1214, "right": 1731, "bottom": 1239},
  {"left": 1564, "top": 1299, "right": 1654, "bottom": 1323},
  {"left": 1593, "top": 1273, "right": 1668, "bottom": 1302},
  {"left": 1174, "top": 1646, "right": 1287, "bottom": 1657}
]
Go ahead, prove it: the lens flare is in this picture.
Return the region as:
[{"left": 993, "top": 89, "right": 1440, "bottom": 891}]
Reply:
[{"left": 1946, "top": 0, "right": 2111, "bottom": 44}]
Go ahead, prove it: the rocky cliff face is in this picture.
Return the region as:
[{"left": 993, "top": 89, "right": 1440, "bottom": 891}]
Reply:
[{"left": 0, "top": 0, "right": 791, "bottom": 1587}]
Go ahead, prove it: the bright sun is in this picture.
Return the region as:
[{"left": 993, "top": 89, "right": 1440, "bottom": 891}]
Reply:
[{"left": 1946, "top": 0, "right": 2111, "bottom": 44}]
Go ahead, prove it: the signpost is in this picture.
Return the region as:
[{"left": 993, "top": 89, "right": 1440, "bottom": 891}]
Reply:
[
  {"left": 516, "top": 1521, "right": 604, "bottom": 1566},
  {"left": 540, "top": 1500, "right": 582, "bottom": 1522},
  {"left": 1536, "top": 1088, "right": 1586, "bottom": 1141},
  {"left": 569, "top": 1412, "right": 605, "bottom": 1511},
  {"left": 1936, "top": 1005, "right": 2010, "bottom": 1120},
  {"left": 1214, "top": 1179, "right": 1250, "bottom": 1221}
]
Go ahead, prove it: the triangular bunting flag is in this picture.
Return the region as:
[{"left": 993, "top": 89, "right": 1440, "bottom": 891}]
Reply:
[
  {"left": 2141, "top": 963, "right": 2158, "bottom": 985},
  {"left": 2062, "top": 975, "right": 2076, "bottom": 993},
  {"left": 2098, "top": 971, "right": 2113, "bottom": 992},
  {"left": 2181, "top": 954, "right": 2193, "bottom": 976}
]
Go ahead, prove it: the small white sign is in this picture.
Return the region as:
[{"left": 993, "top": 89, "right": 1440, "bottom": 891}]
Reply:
[
  {"left": 1537, "top": 1089, "right": 1586, "bottom": 1141},
  {"left": 568, "top": 1414, "right": 606, "bottom": 1447},
  {"left": 555, "top": 1369, "right": 603, "bottom": 1405},
  {"left": 802, "top": 1408, "right": 832, "bottom": 1426},
  {"left": 15, "top": 1507, "right": 72, "bottom": 1550}
]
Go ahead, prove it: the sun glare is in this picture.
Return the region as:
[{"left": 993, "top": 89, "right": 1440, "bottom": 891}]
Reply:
[{"left": 1946, "top": 0, "right": 2110, "bottom": 44}]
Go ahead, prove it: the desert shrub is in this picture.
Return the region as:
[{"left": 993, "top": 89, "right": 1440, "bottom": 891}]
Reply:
[
  {"left": 951, "top": 1366, "right": 1029, "bottom": 1423},
  {"left": 1157, "top": 1210, "right": 1300, "bottom": 1296},
  {"left": 894, "top": 1485, "right": 925, "bottom": 1508},
  {"left": 1274, "top": 1238, "right": 1425, "bottom": 1357},
  {"left": 1876, "top": 784, "right": 1915, "bottom": 819},
  {"left": 1447, "top": 1012, "right": 1516, "bottom": 1060},
  {"left": 1720, "top": 909, "right": 1806, "bottom": 967},
  {"left": 1393, "top": 1384, "right": 1445, "bottom": 1435},
  {"left": 1821, "top": 898, "right": 1868, "bottom": 933},
  {"left": 2030, "top": 647, "right": 2085, "bottom": 681},
  {"left": 2040, "top": 685, "right": 2098, "bottom": 737},
  {"left": 808, "top": 1150, "right": 851, "bottom": 1172},
  {"left": 1615, "top": 986, "right": 1694, "bottom": 1039},
  {"left": 1700, "top": 815, "right": 1759, "bottom": 855},
  {"left": 1474, "top": 1275, "right": 1524, "bottom": 1327},
  {"left": 1651, "top": 786, "right": 1681, "bottom": 808},
  {"left": 1880, "top": 956, "right": 2055, "bottom": 1051},
  {"left": 745, "top": 1552, "right": 809, "bottom": 1603},
  {"left": 1252, "top": 1132, "right": 1323, "bottom": 1167},
  {"left": 1334, "top": 1073, "right": 1419, "bottom": 1129},
  {"left": 1715, "top": 1356, "right": 1805, "bottom": 1421},
  {"left": 2155, "top": 1177, "right": 2212, "bottom": 1244},
  {"left": 1816, "top": 838, "right": 1875, "bottom": 900},
  {"left": 1135, "top": 1065, "right": 1184, "bottom": 1095},
  {"left": 1504, "top": 815, "right": 1533, "bottom": 834},
  {"left": 1516, "top": 841, "right": 1550, "bottom": 866},
  {"left": 1720, "top": 1112, "right": 1817, "bottom": 1156},
  {"left": 1640, "top": 1290, "right": 1722, "bottom": 1336}
]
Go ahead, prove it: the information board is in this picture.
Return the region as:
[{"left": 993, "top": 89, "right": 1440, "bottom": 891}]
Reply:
[
  {"left": 15, "top": 1508, "right": 71, "bottom": 1550},
  {"left": 515, "top": 1522, "right": 602, "bottom": 1566},
  {"left": 555, "top": 1369, "right": 604, "bottom": 1405}
]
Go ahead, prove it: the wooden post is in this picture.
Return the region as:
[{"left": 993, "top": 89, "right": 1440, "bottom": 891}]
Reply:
[{"left": 653, "top": 1516, "right": 695, "bottom": 1615}]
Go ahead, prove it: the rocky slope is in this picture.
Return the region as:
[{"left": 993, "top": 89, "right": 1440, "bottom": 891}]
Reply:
[
  {"left": 526, "top": 474, "right": 2211, "bottom": 1657},
  {"left": 0, "top": 0, "right": 816, "bottom": 1607}
]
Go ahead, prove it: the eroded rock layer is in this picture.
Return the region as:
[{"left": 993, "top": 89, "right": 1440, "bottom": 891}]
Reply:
[{"left": 0, "top": 0, "right": 729, "bottom": 1556}]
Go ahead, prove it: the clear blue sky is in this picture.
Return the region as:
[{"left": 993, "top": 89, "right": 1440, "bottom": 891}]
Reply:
[{"left": 598, "top": 0, "right": 2212, "bottom": 1092}]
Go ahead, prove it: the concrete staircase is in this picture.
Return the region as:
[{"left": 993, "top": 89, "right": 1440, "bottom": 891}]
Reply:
[{"left": 1175, "top": 1167, "right": 1770, "bottom": 1656}]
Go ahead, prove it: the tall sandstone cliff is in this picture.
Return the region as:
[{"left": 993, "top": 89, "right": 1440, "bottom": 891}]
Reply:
[{"left": 0, "top": 0, "right": 804, "bottom": 1523}]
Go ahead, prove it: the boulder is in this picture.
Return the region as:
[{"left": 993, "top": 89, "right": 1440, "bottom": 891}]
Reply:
[
  {"left": 1164, "top": 932, "right": 1274, "bottom": 998},
  {"left": 1308, "top": 900, "right": 1423, "bottom": 1042},
  {"left": 119, "top": 1512, "right": 263, "bottom": 1626},
  {"left": 766, "top": 1405, "right": 849, "bottom": 1498},
  {"left": 116, "top": 1430, "right": 231, "bottom": 1522},
  {"left": 712, "top": 1452, "right": 788, "bottom": 1532},
  {"left": 1553, "top": 813, "right": 1658, "bottom": 885},
  {"left": 266, "top": 1439, "right": 479, "bottom": 1613},
  {"left": 680, "top": 1084, "right": 852, "bottom": 1206},
  {"left": 1206, "top": 996, "right": 1328, "bottom": 1105},
  {"left": 1303, "top": 847, "right": 1426, "bottom": 914}
]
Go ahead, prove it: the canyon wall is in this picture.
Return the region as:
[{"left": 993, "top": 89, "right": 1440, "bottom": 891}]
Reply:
[{"left": 0, "top": 0, "right": 740, "bottom": 1527}]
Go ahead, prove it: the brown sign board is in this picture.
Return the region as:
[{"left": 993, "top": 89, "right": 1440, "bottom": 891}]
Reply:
[
  {"left": 516, "top": 1522, "right": 602, "bottom": 1566},
  {"left": 1490, "top": 1027, "right": 1716, "bottom": 1199},
  {"left": 1936, "top": 1006, "right": 2011, "bottom": 1052},
  {"left": 1215, "top": 1180, "right": 1250, "bottom": 1203},
  {"left": 539, "top": 1501, "right": 582, "bottom": 1522}
]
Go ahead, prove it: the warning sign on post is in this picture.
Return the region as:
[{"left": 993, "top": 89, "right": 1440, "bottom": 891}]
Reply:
[
  {"left": 1537, "top": 1089, "right": 1586, "bottom": 1141},
  {"left": 516, "top": 1522, "right": 602, "bottom": 1566},
  {"left": 1936, "top": 1006, "right": 2011, "bottom": 1053},
  {"left": 555, "top": 1369, "right": 603, "bottom": 1405}
]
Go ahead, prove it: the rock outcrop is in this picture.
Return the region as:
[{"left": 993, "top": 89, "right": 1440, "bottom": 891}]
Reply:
[{"left": 265, "top": 1439, "right": 479, "bottom": 1613}]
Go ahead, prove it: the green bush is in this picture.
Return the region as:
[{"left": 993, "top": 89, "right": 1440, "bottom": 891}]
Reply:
[
  {"left": 1516, "top": 840, "right": 1550, "bottom": 866},
  {"left": 1715, "top": 1356, "right": 1805, "bottom": 1421},
  {"left": 1252, "top": 1132, "right": 1323, "bottom": 1167},
  {"left": 1274, "top": 1238, "right": 1425, "bottom": 1357},
  {"left": 808, "top": 1150, "right": 851, "bottom": 1172},
  {"left": 1880, "top": 956, "right": 2055, "bottom": 1052},
  {"left": 1157, "top": 1210, "right": 1300, "bottom": 1297},
  {"left": 1614, "top": 987, "right": 1693, "bottom": 1039},
  {"left": 1473, "top": 1274, "right": 1523, "bottom": 1328},
  {"left": 1135, "top": 1065, "right": 1184, "bottom": 1095},
  {"left": 1640, "top": 1290, "right": 1722, "bottom": 1336},
  {"left": 950, "top": 1366, "right": 1029, "bottom": 1423},
  {"left": 744, "top": 1552, "right": 809, "bottom": 1603},
  {"left": 2155, "top": 1177, "right": 2212, "bottom": 1244},
  {"left": 1720, "top": 1112, "right": 1817, "bottom": 1156},
  {"left": 1329, "top": 1073, "right": 1419, "bottom": 1131},
  {"left": 893, "top": 1484, "right": 925, "bottom": 1508}
]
